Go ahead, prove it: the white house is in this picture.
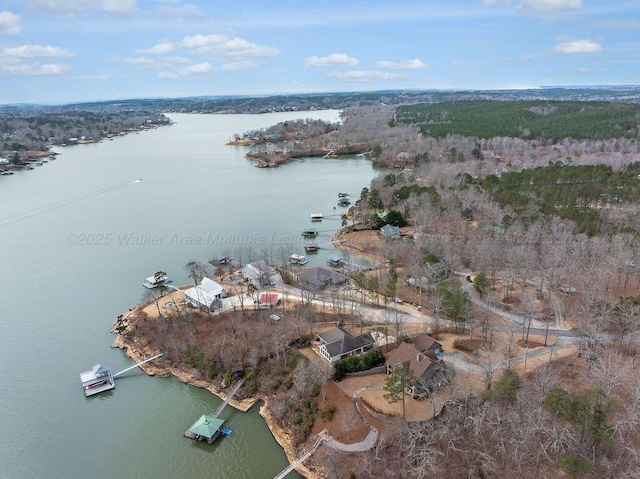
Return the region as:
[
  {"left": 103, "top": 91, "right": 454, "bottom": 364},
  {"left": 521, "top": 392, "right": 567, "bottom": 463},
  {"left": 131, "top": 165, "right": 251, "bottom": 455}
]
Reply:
[{"left": 184, "top": 277, "right": 228, "bottom": 312}]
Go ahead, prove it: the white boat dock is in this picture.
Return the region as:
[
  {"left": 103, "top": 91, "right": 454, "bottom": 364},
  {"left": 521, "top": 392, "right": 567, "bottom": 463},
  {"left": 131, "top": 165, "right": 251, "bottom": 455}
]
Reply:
[{"left": 80, "top": 353, "right": 163, "bottom": 397}]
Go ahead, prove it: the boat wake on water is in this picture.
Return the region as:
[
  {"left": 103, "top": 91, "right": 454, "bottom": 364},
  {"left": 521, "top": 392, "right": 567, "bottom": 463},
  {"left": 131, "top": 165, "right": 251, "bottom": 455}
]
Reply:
[{"left": 0, "top": 179, "right": 142, "bottom": 228}]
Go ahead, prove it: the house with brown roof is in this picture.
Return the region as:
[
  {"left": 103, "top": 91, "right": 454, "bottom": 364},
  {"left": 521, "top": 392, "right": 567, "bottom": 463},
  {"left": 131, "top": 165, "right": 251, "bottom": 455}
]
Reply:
[
  {"left": 313, "top": 327, "right": 375, "bottom": 363},
  {"left": 413, "top": 333, "right": 443, "bottom": 355},
  {"left": 386, "top": 340, "right": 446, "bottom": 398}
]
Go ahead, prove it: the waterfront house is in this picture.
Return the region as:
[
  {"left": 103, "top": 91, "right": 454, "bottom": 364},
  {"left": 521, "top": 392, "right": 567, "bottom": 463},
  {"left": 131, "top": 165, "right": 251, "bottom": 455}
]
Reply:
[
  {"left": 313, "top": 327, "right": 375, "bottom": 363},
  {"left": 242, "top": 260, "right": 271, "bottom": 287},
  {"left": 184, "top": 277, "right": 227, "bottom": 312},
  {"left": 297, "top": 266, "right": 348, "bottom": 289}
]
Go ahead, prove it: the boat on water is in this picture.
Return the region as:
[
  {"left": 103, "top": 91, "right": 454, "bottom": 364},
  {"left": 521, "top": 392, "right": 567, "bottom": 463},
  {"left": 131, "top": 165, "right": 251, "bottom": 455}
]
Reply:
[
  {"left": 1, "top": 171, "right": 14, "bottom": 176},
  {"left": 290, "top": 254, "right": 308, "bottom": 265},
  {"left": 143, "top": 274, "right": 169, "bottom": 289},
  {"left": 80, "top": 364, "right": 115, "bottom": 397},
  {"left": 301, "top": 228, "right": 317, "bottom": 237},
  {"left": 310, "top": 213, "right": 323, "bottom": 222},
  {"left": 304, "top": 242, "right": 320, "bottom": 252},
  {"left": 338, "top": 192, "right": 349, "bottom": 197},
  {"left": 338, "top": 198, "right": 350, "bottom": 207}
]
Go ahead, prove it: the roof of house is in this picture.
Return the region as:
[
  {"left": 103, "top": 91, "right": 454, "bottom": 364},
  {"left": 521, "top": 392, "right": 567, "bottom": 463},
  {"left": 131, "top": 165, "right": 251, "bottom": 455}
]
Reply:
[
  {"left": 298, "top": 266, "right": 348, "bottom": 289},
  {"left": 380, "top": 224, "right": 401, "bottom": 237},
  {"left": 259, "top": 292, "right": 280, "bottom": 304},
  {"left": 318, "top": 327, "right": 375, "bottom": 358},
  {"left": 387, "top": 341, "right": 441, "bottom": 382},
  {"left": 184, "top": 277, "right": 225, "bottom": 308},
  {"left": 242, "top": 260, "right": 270, "bottom": 280},
  {"left": 413, "top": 333, "right": 442, "bottom": 353}
]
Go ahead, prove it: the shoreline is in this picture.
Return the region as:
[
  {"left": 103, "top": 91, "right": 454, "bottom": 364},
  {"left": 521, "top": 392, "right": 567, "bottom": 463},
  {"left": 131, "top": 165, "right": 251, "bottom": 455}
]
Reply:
[{"left": 111, "top": 304, "right": 321, "bottom": 478}]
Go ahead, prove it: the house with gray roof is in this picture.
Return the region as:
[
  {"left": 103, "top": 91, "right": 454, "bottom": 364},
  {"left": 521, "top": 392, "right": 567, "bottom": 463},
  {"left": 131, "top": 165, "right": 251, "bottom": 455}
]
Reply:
[
  {"left": 380, "top": 224, "right": 401, "bottom": 240},
  {"left": 314, "top": 327, "right": 375, "bottom": 363},
  {"left": 297, "top": 266, "right": 348, "bottom": 289}
]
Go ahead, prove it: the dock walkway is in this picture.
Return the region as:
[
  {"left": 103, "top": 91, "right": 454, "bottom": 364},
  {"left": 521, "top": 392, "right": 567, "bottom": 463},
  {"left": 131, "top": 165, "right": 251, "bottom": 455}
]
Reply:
[
  {"left": 213, "top": 378, "right": 245, "bottom": 417},
  {"left": 273, "top": 436, "right": 323, "bottom": 479}
]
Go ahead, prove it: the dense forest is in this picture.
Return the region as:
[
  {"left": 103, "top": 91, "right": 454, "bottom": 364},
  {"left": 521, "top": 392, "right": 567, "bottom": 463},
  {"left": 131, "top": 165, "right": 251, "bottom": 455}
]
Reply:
[{"left": 394, "top": 100, "right": 640, "bottom": 140}]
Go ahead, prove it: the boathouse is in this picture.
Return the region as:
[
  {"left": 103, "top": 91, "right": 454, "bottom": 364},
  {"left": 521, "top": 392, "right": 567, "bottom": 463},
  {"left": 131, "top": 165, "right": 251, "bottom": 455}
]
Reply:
[{"left": 184, "top": 414, "right": 226, "bottom": 444}]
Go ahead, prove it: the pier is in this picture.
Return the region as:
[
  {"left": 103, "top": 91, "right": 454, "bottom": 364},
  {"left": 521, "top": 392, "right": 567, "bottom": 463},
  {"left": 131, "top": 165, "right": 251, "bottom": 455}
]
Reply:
[
  {"left": 273, "top": 436, "right": 324, "bottom": 479},
  {"left": 112, "top": 353, "right": 164, "bottom": 378},
  {"left": 212, "top": 378, "right": 245, "bottom": 418}
]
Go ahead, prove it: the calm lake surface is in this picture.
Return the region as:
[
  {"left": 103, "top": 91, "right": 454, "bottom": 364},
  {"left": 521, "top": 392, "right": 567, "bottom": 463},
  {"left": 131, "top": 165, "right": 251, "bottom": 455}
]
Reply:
[{"left": 0, "top": 111, "right": 382, "bottom": 479}]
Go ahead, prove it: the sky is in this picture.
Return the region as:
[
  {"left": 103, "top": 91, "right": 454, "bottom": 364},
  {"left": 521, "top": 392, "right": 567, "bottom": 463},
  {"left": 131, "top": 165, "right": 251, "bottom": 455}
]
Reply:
[{"left": 0, "top": 0, "right": 639, "bottom": 104}]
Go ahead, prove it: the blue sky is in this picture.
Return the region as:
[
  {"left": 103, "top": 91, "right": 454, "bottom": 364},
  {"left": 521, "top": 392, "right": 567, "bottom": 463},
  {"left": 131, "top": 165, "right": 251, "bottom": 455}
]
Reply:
[{"left": 0, "top": 0, "right": 638, "bottom": 104}]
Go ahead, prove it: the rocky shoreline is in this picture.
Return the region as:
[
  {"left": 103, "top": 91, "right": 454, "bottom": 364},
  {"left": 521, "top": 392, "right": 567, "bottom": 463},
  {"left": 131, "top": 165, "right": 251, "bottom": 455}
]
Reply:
[{"left": 111, "top": 305, "right": 323, "bottom": 479}]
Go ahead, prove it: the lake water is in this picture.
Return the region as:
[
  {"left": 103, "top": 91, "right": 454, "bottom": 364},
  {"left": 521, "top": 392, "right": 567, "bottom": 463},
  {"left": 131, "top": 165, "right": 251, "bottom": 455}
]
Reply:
[{"left": 0, "top": 111, "right": 381, "bottom": 479}]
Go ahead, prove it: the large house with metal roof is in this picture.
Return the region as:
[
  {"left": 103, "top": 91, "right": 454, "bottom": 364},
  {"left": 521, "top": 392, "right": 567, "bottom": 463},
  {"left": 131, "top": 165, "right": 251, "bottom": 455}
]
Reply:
[{"left": 183, "top": 277, "right": 227, "bottom": 312}]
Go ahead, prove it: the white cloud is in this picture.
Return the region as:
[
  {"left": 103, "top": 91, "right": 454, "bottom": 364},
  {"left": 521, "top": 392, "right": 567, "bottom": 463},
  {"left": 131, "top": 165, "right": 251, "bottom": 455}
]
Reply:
[
  {"left": 177, "top": 62, "right": 213, "bottom": 75},
  {"left": 139, "top": 33, "right": 279, "bottom": 59},
  {"left": 22, "top": 0, "right": 136, "bottom": 16},
  {"left": 326, "top": 70, "right": 406, "bottom": 82},
  {"left": 0, "top": 11, "right": 22, "bottom": 35},
  {"left": 2, "top": 44, "right": 75, "bottom": 58},
  {"left": 105, "top": 55, "right": 190, "bottom": 69},
  {"left": 135, "top": 42, "right": 175, "bottom": 55},
  {"left": 483, "top": 0, "right": 511, "bottom": 5},
  {"left": 222, "top": 61, "right": 256, "bottom": 71},
  {"left": 518, "top": 0, "right": 583, "bottom": 13},
  {"left": 0, "top": 62, "right": 70, "bottom": 76},
  {"left": 304, "top": 53, "right": 358, "bottom": 68},
  {"left": 158, "top": 71, "right": 179, "bottom": 79},
  {"left": 552, "top": 39, "right": 602, "bottom": 54},
  {"left": 376, "top": 58, "right": 429, "bottom": 70},
  {"left": 121, "top": 56, "right": 156, "bottom": 66}
]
